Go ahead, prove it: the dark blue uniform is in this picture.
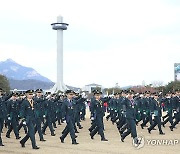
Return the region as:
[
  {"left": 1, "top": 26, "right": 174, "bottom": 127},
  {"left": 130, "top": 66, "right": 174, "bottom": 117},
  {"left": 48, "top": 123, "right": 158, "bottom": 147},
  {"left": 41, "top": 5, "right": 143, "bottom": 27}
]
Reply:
[
  {"left": 42, "top": 98, "right": 56, "bottom": 136},
  {"left": 170, "top": 95, "right": 180, "bottom": 130},
  {"left": 6, "top": 99, "right": 21, "bottom": 139},
  {"left": 34, "top": 96, "right": 46, "bottom": 141},
  {"left": 121, "top": 97, "right": 138, "bottom": 142},
  {"left": 147, "top": 98, "right": 164, "bottom": 134},
  {"left": 0, "top": 93, "right": 12, "bottom": 146},
  {"left": 90, "top": 98, "right": 107, "bottom": 141},
  {"left": 20, "top": 99, "right": 39, "bottom": 149},
  {"left": 60, "top": 98, "right": 78, "bottom": 144}
]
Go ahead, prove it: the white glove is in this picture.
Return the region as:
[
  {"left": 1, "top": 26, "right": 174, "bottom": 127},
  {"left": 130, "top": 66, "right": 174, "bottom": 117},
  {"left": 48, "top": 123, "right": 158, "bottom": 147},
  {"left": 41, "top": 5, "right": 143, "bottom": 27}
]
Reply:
[
  {"left": 84, "top": 95, "right": 88, "bottom": 99},
  {"left": 138, "top": 111, "right": 140, "bottom": 113},
  {"left": 81, "top": 92, "right": 85, "bottom": 97},
  {"left": 46, "top": 95, "right": 51, "bottom": 99},
  {"left": 43, "top": 115, "right": 46, "bottom": 118},
  {"left": 13, "top": 89, "right": 18, "bottom": 93},
  {"left": 143, "top": 112, "right": 146, "bottom": 114},
  {"left": 91, "top": 117, "right": 94, "bottom": 120},
  {"left": 23, "top": 121, "right": 26, "bottom": 125},
  {"left": 8, "top": 117, "right": 11, "bottom": 120},
  {"left": 174, "top": 111, "right": 177, "bottom": 114},
  {"left": 63, "top": 120, "right": 66, "bottom": 123}
]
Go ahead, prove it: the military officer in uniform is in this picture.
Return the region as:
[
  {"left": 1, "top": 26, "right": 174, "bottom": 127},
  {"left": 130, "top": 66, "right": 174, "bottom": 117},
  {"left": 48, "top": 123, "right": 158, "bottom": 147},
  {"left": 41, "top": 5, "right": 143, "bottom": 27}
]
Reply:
[
  {"left": 6, "top": 92, "right": 21, "bottom": 139},
  {"left": 42, "top": 94, "right": 56, "bottom": 136},
  {"left": 60, "top": 90, "right": 79, "bottom": 144},
  {"left": 19, "top": 90, "right": 40, "bottom": 149},
  {"left": 169, "top": 90, "right": 180, "bottom": 131},
  {"left": 140, "top": 91, "right": 153, "bottom": 128},
  {"left": 121, "top": 90, "right": 139, "bottom": 144},
  {"left": 17, "top": 93, "right": 27, "bottom": 134},
  {"left": 0, "top": 88, "right": 13, "bottom": 146},
  {"left": 89, "top": 90, "right": 108, "bottom": 141},
  {"left": 147, "top": 93, "right": 165, "bottom": 135},
  {"left": 34, "top": 89, "right": 46, "bottom": 141}
]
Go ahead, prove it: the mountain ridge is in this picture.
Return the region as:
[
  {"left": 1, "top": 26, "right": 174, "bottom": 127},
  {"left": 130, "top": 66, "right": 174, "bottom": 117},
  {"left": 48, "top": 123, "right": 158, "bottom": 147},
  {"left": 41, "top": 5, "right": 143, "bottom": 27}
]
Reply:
[{"left": 0, "top": 59, "right": 52, "bottom": 82}]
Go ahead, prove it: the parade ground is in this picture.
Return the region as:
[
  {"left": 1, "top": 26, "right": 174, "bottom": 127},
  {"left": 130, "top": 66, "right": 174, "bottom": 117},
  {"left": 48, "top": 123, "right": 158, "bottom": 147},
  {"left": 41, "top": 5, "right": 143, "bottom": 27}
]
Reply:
[{"left": 0, "top": 111, "right": 180, "bottom": 154}]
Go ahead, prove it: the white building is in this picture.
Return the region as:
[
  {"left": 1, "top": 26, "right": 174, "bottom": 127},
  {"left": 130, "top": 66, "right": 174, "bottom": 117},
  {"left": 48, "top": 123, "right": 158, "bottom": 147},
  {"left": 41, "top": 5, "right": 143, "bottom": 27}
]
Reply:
[{"left": 82, "top": 83, "right": 103, "bottom": 93}]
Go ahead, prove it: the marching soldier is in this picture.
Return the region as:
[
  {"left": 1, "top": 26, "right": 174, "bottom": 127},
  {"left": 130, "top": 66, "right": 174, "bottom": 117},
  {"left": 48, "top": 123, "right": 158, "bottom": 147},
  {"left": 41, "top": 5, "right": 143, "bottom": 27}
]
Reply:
[
  {"left": 89, "top": 90, "right": 108, "bottom": 141},
  {"left": 116, "top": 91, "right": 127, "bottom": 134},
  {"left": 162, "top": 92, "right": 173, "bottom": 127},
  {"left": 140, "top": 91, "right": 153, "bottom": 128},
  {"left": 6, "top": 92, "right": 21, "bottom": 139},
  {"left": 60, "top": 90, "right": 79, "bottom": 144},
  {"left": 169, "top": 90, "right": 180, "bottom": 131},
  {"left": 56, "top": 94, "right": 64, "bottom": 125},
  {"left": 17, "top": 93, "right": 28, "bottom": 134},
  {"left": 34, "top": 89, "right": 46, "bottom": 141},
  {"left": 42, "top": 94, "right": 56, "bottom": 136},
  {"left": 19, "top": 90, "right": 40, "bottom": 149},
  {"left": 147, "top": 93, "right": 165, "bottom": 135},
  {"left": 0, "top": 88, "right": 13, "bottom": 146},
  {"left": 121, "top": 90, "right": 139, "bottom": 144}
]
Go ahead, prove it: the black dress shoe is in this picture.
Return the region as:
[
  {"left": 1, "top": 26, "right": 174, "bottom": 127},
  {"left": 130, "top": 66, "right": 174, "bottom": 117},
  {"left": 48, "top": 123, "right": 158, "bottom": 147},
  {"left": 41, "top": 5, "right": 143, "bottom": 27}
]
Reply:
[
  {"left": 20, "top": 141, "right": 25, "bottom": 147},
  {"left": 140, "top": 124, "right": 144, "bottom": 129},
  {"left": 72, "top": 141, "right": 79, "bottom": 145},
  {"left": 162, "top": 117, "right": 165, "bottom": 121},
  {"left": 6, "top": 135, "right": 10, "bottom": 138},
  {"left": 148, "top": 128, "right": 151, "bottom": 134},
  {"left": 75, "top": 131, "right": 79, "bottom": 133},
  {"left": 90, "top": 135, "right": 94, "bottom": 139},
  {"left": 152, "top": 128, "right": 156, "bottom": 130},
  {"left": 88, "top": 128, "right": 91, "bottom": 132},
  {"left": 121, "top": 137, "right": 124, "bottom": 142},
  {"left": 159, "top": 132, "right": 165, "bottom": 135},
  {"left": 33, "top": 146, "right": 40, "bottom": 149},
  {"left": 75, "top": 135, "right": 78, "bottom": 138},
  {"left": 101, "top": 138, "right": 108, "bottom": 141},
  {"left": 60, "top": 137, "right": 64, "bottom": 143},
  {"left": 42, "top": 132, "right": 46, "bottom": 135},
  {"left": 133, "top": 138, "right": 140, "bottom": 145},
  {"left": 0, "top": 143, "right": 5, "bottom": 146},
  {"left": 40, "top": 139, "right": 46, "bottom": 141},
  {"left": 16, "top": 136, "right": 21, "bottom": 140},
  {"left": 51, "top": 133, "right": 56, "bottom": 136},
  {"left": 79, "top": 126, "right": 83, "bottom": 129},
  {"left": 169, "top": 126, "right": 173, "bottom": 131}
]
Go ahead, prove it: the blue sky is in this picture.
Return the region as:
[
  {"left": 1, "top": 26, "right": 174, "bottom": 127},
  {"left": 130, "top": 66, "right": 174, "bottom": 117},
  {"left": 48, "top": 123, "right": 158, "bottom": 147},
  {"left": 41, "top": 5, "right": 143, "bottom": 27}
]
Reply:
[{"left": 0, "top": 0, "right": 180, "bottom": 88}]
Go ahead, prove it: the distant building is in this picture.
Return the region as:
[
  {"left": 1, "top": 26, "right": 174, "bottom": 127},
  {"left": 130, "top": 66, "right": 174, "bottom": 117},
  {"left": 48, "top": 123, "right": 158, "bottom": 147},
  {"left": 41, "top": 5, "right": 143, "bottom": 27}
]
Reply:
[
  {"left": 82, "top": 83, "right": 103, "bottom": 93},
  {"left": 174, "top": 63, "right": 180, "bottom": 81}
]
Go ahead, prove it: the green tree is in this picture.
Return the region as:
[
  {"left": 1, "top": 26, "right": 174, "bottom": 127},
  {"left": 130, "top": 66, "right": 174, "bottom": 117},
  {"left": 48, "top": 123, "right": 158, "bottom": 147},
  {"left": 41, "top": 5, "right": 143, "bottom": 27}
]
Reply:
[
  {"left": 0, "top": 74, "right": 10, "bottom": 93},
  {"left": 104, "top": 88, "right": 121, "bottom": 95},
  {"left": 163, "top": 81, "right": 180, "bottom": 94}
]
